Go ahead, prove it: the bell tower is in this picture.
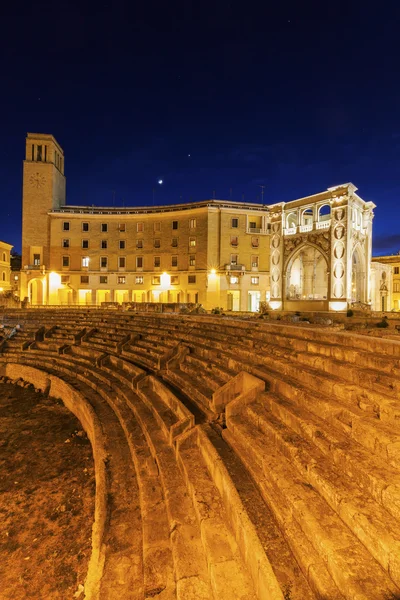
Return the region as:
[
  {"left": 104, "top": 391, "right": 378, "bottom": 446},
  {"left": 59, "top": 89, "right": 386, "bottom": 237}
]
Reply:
[{"left": 22, "top": 133, "right": 66, "bottom": 269}]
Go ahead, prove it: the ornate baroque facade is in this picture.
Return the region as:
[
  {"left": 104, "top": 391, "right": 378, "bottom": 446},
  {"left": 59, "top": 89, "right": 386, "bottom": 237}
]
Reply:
[{"left": 20, "top": 133, "right": 376, "bottom": 311}]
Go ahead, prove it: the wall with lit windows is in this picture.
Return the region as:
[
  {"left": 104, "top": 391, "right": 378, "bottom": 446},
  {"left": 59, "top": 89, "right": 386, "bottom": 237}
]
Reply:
[{"left": 0, "top": 240, "right": 13, "bottom": 293}]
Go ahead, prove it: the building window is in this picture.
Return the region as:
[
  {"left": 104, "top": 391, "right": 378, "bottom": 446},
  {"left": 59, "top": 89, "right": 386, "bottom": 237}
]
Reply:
[
  {"left": 154, "top": 256, "right": 160, "bottom": 268},
  {"left": 82, "top": 239, "right": 89, "bottom": 249},
  {"left": 61, "top": 275, "right": 70, "bottom": 284},
  {"left": 82, "top": 256, "right": 90, "bottom": 268},
  {"left": 251, "top": 276, "right": 259, "bottom": 285},
  {"left": 152, "top": 276, "right": 161, "bottom": 285},
  {"left": 33, "top": 254, "right": 41, "bottom": 265},
  {"left": 81, "top": 275, "right": 89, "bottom": 284},
  {"left": 101, "top": 240, "right": 108, "bottom": 249},
  {"left": 189, "top": 237, "right": 196, "bottom": 247},
  {"left": 251, "top": 237, "right": 259, "bottom": 248},
  {"left": 172, "top": 220, "right": 178, "bottom": 230},
  {"left": 117, "top": 275, "right": 126, "bottom": 284},
  {"left": 100, "top": 275, "right": 108, "bottom": 284},
  {"left": 62, "top": 256, "right": 69, "bottom": 268},
  {"left": 135, "top": 276, "right": 144, "bottom": 284},
  {"left": 231, "top": 236, "right": 238, "bottom": 247},
  {"left": 188, "top": 275, "right": 196, "bottom": 284},
  {"left": 251, "top": 255, "right": 259, "bottom": 268},
  {"left": 136, "top": 256, "right": 143, "bottom": 269},
  {"left": 172, "top": 238, "right": 178, "bottom": 247},
  {"left": 231, "top": 218, "right": 238, "bottom": 228},
  {"left": 154, "top": 222, "right": 161, "bottom": 232},
  {"left": 230, "top": 276, "right": 239, "bottom": 284},
  {"left": 154, "top": 239, "right": 161, "bottom": 248},
  {"left": 189, "top": 218, "right": 196, "bottom": 229},
  {"left": 101, "top": 223, "right": 108, "bottom": 232},
  {"left": 394, "top": 282, "right": 400, "bottom": 292},
  {"left": 231, "top": 254, "right": 238, "bottom": 265},
  {"left": 119, "top": 223, "right": 126, "bottom": 232},
  {"left": 137, "top": 222, "right": 144, "bottom": 233},
  {"left": 189, "top": 255, "right": 196, "bottom": 267},
  {"left": 395, "top": 267, "right": 399, "bottom": 275},
  {"left": 171, "top": 256, "right": 178, "bottom": 267},
  {"left": 249, "top": 221, "right": 256, "bottom": 229},
  {"left": 136, "top": 239, "right": 143, "bottom": 249},
  {"left": 63, "top": 221, "right": 70, "bottom": 231},
  {"left": 171, "top": 275, "right": 179, "bottom": 285},
  {"left": 62, "top": 239, "right": 70, "bottom": 248},
  {"left": 100, "top": 256, "right": 108, "bottom": 269},
  {"left": 119, "top": 240, "right": 126, "bottom": 250},
  {"left": 37, "top": 145, "right": 42, "bottom": 161},
  {"left": 119, "top": 256, "right": 126, "bottom": 269},
  {"left": 82, "top": 222, "right": 89, "bottom": 232}
]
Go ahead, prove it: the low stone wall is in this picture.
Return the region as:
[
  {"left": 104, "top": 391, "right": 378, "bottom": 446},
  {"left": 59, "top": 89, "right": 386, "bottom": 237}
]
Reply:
[{"left": 1, "top": 364, "right": 108, "bottom": 600}]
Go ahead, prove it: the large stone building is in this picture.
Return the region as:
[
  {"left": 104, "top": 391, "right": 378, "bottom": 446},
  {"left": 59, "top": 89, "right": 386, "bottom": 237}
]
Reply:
[
  {"left": 0, "top": 240, "right": 13, "bottom": 292},
  {"left": 20, "top": 133, "right": 376, "bottom": 311},
  {"left": 372, "top": 254, "right": 400, "bottom": 310}
]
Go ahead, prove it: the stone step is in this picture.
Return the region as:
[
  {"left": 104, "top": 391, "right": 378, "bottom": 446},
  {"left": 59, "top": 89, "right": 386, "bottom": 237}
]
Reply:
[
  {"left": 184, "top": 354, "right": 233, "bottom": 389},
  {"left": 224, "top": 416, "right": 400, "bottom": 600},
  {"left": 244, "top": 399, "right": 400, "bottom": 586},
  {"left": 162, "top": 369, "right": 216, "bottom": 421},
  {"left": 260, "top": 390, "right": 400, "bottom": 519},
  {"left": 176, "top": 429, "right": 259, "bottom": 600}
]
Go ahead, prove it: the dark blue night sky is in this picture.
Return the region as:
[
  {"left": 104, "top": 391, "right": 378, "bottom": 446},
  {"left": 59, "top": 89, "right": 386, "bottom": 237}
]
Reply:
[{"left": 1, "top": 1, "right": 399, "bottom": 254}]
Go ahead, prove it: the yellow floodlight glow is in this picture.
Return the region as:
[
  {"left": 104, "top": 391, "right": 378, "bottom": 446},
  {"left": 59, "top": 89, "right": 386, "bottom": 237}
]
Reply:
[
  {"left": 269, "top": 301, "right": 282, "bottom": 310},
  {"left": 0, "top": 287, "right": 3, "bottom": 292},
  {"left": 160, "top": 272, "right": 171, "bottom": 290},
  {"left": 329, "top": 301, "right": 347, "bottom": 311},
  {"left": 49, "top": 271, "right": 61, "bottom": 290},
  {"left": 209, "top": 268, "right": 217, "bottom": 276}
]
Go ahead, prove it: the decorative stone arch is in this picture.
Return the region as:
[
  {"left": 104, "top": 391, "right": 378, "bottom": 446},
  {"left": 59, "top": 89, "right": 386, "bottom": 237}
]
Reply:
[
  {"left": 300, "top": 207, "right": 314, "bottom": 226},
  {"left": 28, "top": 277, "right": 45, "bottom": 305},
  {"left": 286, "top": 211, "right": 297, "bottom": 229},
  {"left": 284, "top": 242, "right": 330, "bottom": 302},
  {"left": 351, "top": 243, "right": 367, "bottom": 303}
]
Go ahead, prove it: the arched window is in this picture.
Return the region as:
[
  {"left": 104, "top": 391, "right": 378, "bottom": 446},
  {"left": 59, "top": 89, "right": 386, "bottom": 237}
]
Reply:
[
  {"left": 286, "top": 213, "right": 297, "bottom": 229},
  {"left": 318, "top": 204, "right": 331, "bottom": 221},
  {"left": 301, "top": 208, "right": 313, "bottom": 226}
]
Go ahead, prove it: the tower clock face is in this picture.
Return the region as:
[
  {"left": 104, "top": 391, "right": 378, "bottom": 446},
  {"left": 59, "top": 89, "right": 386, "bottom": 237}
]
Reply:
[{"left": 30, "top": 173, "right": 46, "bottom": 189}]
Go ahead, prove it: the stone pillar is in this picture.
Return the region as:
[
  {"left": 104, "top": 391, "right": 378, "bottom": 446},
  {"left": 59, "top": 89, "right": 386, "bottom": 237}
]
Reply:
[
  {"left": 329, "top": 202, "right": 348, "bottom": 311},
  {"left": 269, "top": 208, "right": 284, "bottom": 309}
]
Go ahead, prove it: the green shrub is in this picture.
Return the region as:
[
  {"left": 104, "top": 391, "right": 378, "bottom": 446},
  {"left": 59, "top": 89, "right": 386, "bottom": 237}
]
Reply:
[
  {"left": 376, "top": 318, "right": 389, "bottom": 328},
  {"left": 347, "top": 309, "right": 354, "bottom": 317}
]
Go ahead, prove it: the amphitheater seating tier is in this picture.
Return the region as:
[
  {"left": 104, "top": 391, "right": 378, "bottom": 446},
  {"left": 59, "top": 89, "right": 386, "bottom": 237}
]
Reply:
[{"left": 1, "top": 309, "right": 400, "bottom": 599}]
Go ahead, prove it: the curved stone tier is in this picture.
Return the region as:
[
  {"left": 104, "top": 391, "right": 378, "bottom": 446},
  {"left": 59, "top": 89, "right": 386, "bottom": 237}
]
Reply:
[{"left": 1, "top": 309, "right": 400, "bottom": 599}]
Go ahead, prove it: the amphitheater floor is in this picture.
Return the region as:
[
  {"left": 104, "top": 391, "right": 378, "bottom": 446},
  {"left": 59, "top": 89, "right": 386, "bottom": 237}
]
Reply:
[{"left": 0, "top": 381, "right": 95, "bottom": 600}]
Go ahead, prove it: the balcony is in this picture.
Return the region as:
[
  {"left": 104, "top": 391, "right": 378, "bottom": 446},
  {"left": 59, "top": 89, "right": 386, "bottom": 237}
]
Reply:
[
  {"left": 283, "top": 227, "right": 297, "bottom": 236},
  {"left": 224, "top": 264, "right": 246, "bottom": 272},
  {"left": 246, "top": 227, "right": 269, "bottom": 235},
  {"left": 299, "top": 224, "right": 313, "bottom": 233},
  {"left": 316, "top": 219, "right": 331, "bottom": 230}
]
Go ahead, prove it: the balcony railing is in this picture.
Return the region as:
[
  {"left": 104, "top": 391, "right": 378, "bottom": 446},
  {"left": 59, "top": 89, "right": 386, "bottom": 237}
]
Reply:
[
  {"left": 246, "top": 227, "right": 269, "bottom": 235},
  {"left": 224, "top": 264, "right": 246, "bottom": 272},
  {"left": 316, "top": 220, "right": 331, "bottom": 230},
  {"left": 299, "top": 224, "right": 313, "bottom": 233},
  {"left": 283, "top": 227, "right": 297, "bottom": 236}
]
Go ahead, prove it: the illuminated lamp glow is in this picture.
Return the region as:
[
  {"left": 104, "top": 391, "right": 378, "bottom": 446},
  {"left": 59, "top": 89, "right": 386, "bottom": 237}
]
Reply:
[
  {"left": 0, "top": 287, "right": 3, "bottom": 292},
  {"left": 210, "top": 268, "right": 217, "bottom": 276},
  {"left": 49, "top": 271, "right": 61, "bottom": 290},
  {"left": 160, "top": 272, "right": 171, "bottom": 289},
  {"left": 329, "top": 301, "right": 347, "bottom": 311},
  {"left": 269, "top": 301, "right": 282, "bottom": 310}
]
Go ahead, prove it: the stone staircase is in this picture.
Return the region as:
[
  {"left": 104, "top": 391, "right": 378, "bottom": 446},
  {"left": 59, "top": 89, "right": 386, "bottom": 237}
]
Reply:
[{"left": 1, "top": 309, "right": 400, "bottom": 599}]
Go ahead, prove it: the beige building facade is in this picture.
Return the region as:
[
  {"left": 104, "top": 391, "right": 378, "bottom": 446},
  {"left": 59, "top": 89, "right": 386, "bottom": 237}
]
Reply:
[
  {"left": 372, "top": 254, "right": 400, "bottom": 310},
  {"left": 0, "top": 240, "right": 13, "bottom": 292},
  {"left": 20, "top": 133, "right": 376, "bottom": 311}
]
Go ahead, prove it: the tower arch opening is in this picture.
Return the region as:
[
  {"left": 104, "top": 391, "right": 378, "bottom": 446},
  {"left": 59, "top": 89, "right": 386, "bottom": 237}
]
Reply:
[{"left": 285, "top": 245, "right": 328, "bottom": 301}]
